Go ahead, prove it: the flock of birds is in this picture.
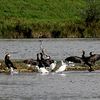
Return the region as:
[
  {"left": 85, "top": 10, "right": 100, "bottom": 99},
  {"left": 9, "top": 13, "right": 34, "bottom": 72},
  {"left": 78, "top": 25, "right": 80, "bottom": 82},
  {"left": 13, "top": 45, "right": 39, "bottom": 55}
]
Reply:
[{"left": 4, "top": 49, "right": 100, "bottom": 75}]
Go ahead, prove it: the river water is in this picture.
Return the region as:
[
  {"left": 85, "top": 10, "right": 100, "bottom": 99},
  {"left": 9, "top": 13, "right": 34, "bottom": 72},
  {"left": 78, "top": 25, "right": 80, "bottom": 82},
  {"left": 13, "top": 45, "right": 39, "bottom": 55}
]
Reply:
[
  {"left": 0, "top": 38, "right": 100, "bottom": 60},
  {"left": 0, "top": 38, "right": 100, "bottom": 100},
  {"left": 1, "top": 71, "right": 100, "bottom": 100}
]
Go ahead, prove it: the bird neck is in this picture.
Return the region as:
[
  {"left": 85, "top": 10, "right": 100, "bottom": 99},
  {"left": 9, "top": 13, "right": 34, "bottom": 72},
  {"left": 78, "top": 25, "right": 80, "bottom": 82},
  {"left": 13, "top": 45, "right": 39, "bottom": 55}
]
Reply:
[
  {"left": 37, "top": 53, "right": 40, "bottom": 61},
  {"left": 5, "top": 55, "right": 10, "bottom": 60},
  {"left": 40, "top": 53, "right": 44, "bottom": 60},
  {"left": 82, "top": 51, "right": 85, "bottom": 58}
]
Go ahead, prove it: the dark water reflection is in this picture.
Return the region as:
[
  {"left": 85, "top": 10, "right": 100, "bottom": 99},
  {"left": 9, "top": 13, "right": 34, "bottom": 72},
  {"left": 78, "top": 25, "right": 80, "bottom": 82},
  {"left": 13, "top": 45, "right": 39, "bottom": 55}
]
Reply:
[{"left": 0, "top": 38, "right": 100, "bottom": 60}]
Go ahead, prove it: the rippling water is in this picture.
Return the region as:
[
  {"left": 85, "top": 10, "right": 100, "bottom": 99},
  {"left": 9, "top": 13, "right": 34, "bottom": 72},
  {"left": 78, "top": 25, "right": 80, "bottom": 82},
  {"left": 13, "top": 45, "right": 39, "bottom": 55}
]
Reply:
[
  {"left": 0, "top": 38, "right": 100, "bottom": 100},
  {"left": 0, "top": 38, "right": 100, "bottom": 60},
  {"left": 1, "top": 71, "right": 100, "bottom": 100}
]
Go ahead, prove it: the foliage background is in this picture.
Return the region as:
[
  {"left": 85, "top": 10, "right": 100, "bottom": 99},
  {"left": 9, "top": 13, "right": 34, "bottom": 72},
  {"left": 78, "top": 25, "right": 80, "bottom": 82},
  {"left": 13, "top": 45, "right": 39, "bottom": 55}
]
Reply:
[{"left": 0, "top": 0, "right": 99, "bottom": 38}]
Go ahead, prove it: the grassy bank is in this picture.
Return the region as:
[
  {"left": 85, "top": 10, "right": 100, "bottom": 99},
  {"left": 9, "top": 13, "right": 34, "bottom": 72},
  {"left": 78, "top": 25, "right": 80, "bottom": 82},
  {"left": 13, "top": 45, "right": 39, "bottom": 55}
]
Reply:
[{"left": 0, "top": 0, "right": 100, "bottom": 38}]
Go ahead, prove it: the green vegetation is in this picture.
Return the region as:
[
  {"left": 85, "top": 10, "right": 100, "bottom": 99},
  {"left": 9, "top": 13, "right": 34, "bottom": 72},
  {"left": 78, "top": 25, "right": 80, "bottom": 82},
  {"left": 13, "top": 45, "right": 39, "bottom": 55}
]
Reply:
[{"left": 0, "top": 0, "right": 100, "bottom": 38}]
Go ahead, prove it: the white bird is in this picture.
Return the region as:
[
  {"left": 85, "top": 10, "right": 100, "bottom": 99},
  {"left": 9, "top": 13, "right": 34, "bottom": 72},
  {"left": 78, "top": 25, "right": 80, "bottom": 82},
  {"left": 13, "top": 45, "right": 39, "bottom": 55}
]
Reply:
[
  {"left": 36, "top": 65, "right": 49, "bottom": 74},
  {"left": 50, "top": 61, "right": 57, "bottom": 71},
  {"left": 26, "top": 64, "right": 31, "bottom": 67},
  {"left": 36, "top": 53, "right": 49, "bottom": 74},
  {"left": 55, "top": 60, "right": 67, "bottom": 73},
  {"left": 68, "top": 61, "right": 75, "bottom": 67},
  {"left": 10, "top": 67, "right": 19, "bottom": 75}
]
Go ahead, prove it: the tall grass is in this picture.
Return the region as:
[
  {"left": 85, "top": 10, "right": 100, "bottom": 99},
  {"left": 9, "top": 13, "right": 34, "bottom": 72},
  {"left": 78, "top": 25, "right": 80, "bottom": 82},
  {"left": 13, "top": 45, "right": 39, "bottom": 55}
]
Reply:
[{"left": 0, "top": 0, "right": 99, "bottom": 38}]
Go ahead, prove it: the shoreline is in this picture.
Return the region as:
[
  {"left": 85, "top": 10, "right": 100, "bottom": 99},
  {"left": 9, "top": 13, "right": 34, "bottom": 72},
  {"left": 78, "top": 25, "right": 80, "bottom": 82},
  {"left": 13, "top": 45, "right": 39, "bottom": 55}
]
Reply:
[
  {"left": 0, "top": 56, "right": 100, "bottom": 73},
  {"left": 0, "top": 60, "right": 100, "bottom": 73},
  {"left": 0, "top": 38, "right": 100, "bottom": 41}
]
